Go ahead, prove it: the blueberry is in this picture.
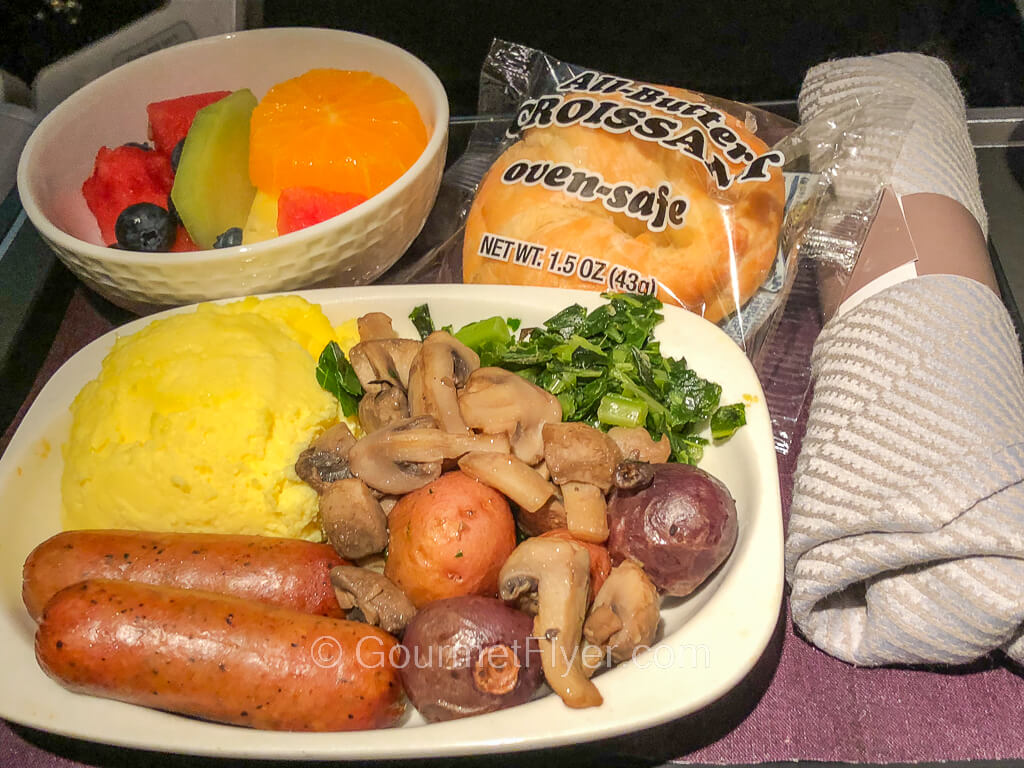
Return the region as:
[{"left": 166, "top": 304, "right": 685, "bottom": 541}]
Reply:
[
  {"left": 123, "top": 141, "right": 152, "bottom": 151},
  {"left": 115, "top": 203, "right": 176, "bottom": 252},
  {"left": 167, "top": 193, "right": 179, "bottom": 224},
  {"left": 213, "top": 227, "right": 243, "bottom": 248},
  {"left": 170, "top": 138, "right": 185, "bottom": 173}
]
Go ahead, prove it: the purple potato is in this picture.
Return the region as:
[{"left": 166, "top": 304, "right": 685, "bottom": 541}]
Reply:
[
  {"left": 607, "top": 463, "right": 738, "bottom": 596},
  {"left": 399, "top": 595, "right": 542, "bottom": 722}
]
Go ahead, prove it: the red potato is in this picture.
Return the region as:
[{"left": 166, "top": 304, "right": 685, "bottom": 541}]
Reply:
[
  {"left": 36, "top": 579, "right": 405, "bottom": 731},
  {"left": 607, "top": 463, "right": 738, "bottom": 596},
  {"left": 22, "top": 530, "right": 346, "bottom": 622},
  {"left": 399, "top": 595, "right": 542, "bottom": 722},
  {"left": 385, "top": 471, "right": 517, "bottom": 607}
]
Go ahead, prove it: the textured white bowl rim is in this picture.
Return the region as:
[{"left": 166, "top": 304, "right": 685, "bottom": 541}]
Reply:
[{"left": 16, "top": 27, "right": 449, "bottom": 266}]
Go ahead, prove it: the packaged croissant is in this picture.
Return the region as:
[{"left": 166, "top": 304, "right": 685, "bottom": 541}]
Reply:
[
  {"left": 385, "top": 41, "right": 816, "bottom": 357},
  {"left": 449, "top": 41, "right": 815, "bottom": 353}
]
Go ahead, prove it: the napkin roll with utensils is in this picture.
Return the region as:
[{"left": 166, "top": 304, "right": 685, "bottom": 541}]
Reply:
[{"left": 785, "top": 53, "right": 1024, "bottom": 666}]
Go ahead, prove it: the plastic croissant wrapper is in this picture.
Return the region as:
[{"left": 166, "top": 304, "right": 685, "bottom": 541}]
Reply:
[
  {"left": 388, "top": 38, "right": 840, "bottom": 360},
  {"left": 785, "top": 53, "right": 1024, "bottom": 666}
]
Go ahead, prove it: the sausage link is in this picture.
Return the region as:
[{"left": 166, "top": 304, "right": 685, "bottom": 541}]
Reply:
[
  {"left": 36, "top": 579, "right": 405, "bottom": 731},
  {"left": 23, "top": 530, "right": 346, "bottom": 621}
]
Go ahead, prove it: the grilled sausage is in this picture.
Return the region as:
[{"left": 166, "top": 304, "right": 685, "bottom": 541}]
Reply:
[
  {"left": 36, "top": 579, "right": 405, "bottom": 731},
  {"left": 22, "top": 530, "right": 346, "bottom": 621}
]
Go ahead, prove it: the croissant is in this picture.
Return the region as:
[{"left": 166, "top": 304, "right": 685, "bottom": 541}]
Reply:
[{"left": 463, "top": 85, "right": 785, "bottom": 323}]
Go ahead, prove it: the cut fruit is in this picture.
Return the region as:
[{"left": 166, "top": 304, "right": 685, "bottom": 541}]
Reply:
[
  {"left": 114, "top": 202, "right": 176, "bottom": 251},
  {"left": 82, "top": 145, "right": 173, "bottom": 245},
  {"left": 276, "top": 186, "right": 368, "bottom": 235},
  {"left": 170, "top": 89, "right": 258, "bottom": 249},
  {"left": 146, "top": 91, "right": 231, "bottom": 156},
  {"left": 249, "top": 69, "right": 427, "bottom": 197},
  {"left": 170, "top": 225, "right": 199, "bottom": 252},
  {"left": 242, "top": 188, "right": 280, "bottom": 244}
]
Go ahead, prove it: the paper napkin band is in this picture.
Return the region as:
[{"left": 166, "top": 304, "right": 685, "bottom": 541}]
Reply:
[{"left": 819, "top": 187, "right": 999, "bottom": 320}]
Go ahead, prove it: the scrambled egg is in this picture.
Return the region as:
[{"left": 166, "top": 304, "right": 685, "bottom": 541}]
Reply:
[
  {"left": 333, "top": 316, "right": 360, "bottom": 358},
  {"left": 62, "top": 296, "right": 358, "bottom": 541}
]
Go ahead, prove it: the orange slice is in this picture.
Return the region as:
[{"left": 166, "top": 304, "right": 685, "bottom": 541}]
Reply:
[{"left": 249, "top": 69, "right": 428, "bottom": 197}]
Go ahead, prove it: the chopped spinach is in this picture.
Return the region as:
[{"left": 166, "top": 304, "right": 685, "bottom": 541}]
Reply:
[
  {"left": 409, "top": 304, "right": 435, "bottom": 340},
  {"left": 458, "top": 292, "right": 745, "bottom": 464},
  {"left": 454, "top": 315, "right": 512, "bottom": 350},
  {"left": 315, "top": 341, "right": 363, "bottom": 417},
  {"left": 711, "top": 402, "right": 747, "bottom": 441}
]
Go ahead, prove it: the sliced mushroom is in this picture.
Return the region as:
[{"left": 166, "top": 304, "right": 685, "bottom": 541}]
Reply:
[
  {"left": 445, "top": 431, "right": 511, "bottom": 457},
  {"left": 348, "top": 416, "right": 507, "bottom": 494},
  {"left": 358, "top": 383, "right": 410, "bottom": 433},
  {"left": 354, "top": 551, "right": 387, "bottom": 574},
  {"left": 458, "top": 451, "right": 556, "bottom": 513},
  {"left": 349, "top": 338, "right": 421, "bottom": 392},
  {"left": 374, "top": 428, "right": 510, "bottom": 463},
  {"left": 560, "top": 481, "right": 609, "bottom": 543},
  {"left": 459, "top": 367, "right": 562, "bottom": 465},
  {"left": 319, "top": 477, "right": 389, "bottom": 559},
  {"left": 348, "top": 415, "right": 443, "bottom": 494},
  {"left": 295, "top": 422, "right": 357, "bottom": 493},
  {"left": 315, "top": 421, "right": 359, "bottom": 453},
  {"left": 583, "top": 561, "right": 661, "bottom": 664},
  {"left": 378, "top": 496, "right": 400, "bottom": 518},
  {"left": 607, "top": 426, "right": 671, "bottom": 464},
  {"left": 578, "top": 641, "right": 610, "bottom": 677},
  {"left": 518, "top": 494, "right": 567, "bottom": 537},
  {"left": 407, "top": 331, "right": 479, "bottom": 434},
  {"left": 613, "top": 460, "right": 656, "bottom": 491},
  {"left": 357, "top": 312, "right": 399, "bottom": 341},
  {"left": 542, "top": 422, "right": 622, "bottom": 493},
  {"left": 499, "top": 537, "right": 601, "bottom": 709},
  {"left": 330, "top": 565, "right": 416, "bottom": 635}
]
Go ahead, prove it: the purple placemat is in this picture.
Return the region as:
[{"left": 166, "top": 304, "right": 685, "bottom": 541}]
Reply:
[{"left": 2, "top": 280, "right": 1022, "bottom": 766}]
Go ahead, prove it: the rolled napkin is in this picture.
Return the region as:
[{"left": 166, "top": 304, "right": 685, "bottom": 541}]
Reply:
[
  {"left": 799, "top": 52, "right": 987, "bottom": 236},
  {"left": 786, "top": 53, "right": 1024, "bottom": 666}
]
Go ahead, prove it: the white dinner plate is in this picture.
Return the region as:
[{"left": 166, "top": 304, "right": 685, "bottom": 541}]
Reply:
[{"left": 0, "top": 284, "right": 783, "bottom": 759}]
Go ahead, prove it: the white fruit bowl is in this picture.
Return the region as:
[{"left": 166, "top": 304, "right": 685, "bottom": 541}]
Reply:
[{"left": 16, "top": 27, "right": 449, "bottom": 314}]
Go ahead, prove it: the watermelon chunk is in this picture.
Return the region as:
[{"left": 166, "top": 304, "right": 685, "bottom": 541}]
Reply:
[
  {"left": 277, "top": 187, "right": 368, "bottom": 235},
  {"left": 146, "top": 90, "right": 231, "bottom": 156},
  {"left": 170, "top": 225, "right": 199, "bottom": 252},
  {"left": 81, "top": 145, "right": 174, "bottom": 245}
]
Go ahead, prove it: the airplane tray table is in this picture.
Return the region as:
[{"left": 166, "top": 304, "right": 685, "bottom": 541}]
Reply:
[{"left": 1, "top": 110, "right": 1023, "bottom": 767}]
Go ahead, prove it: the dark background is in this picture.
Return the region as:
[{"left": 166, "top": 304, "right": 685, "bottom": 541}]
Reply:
[{"left": 3, "top": 0, "right": 1024, "bottom": 113}]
